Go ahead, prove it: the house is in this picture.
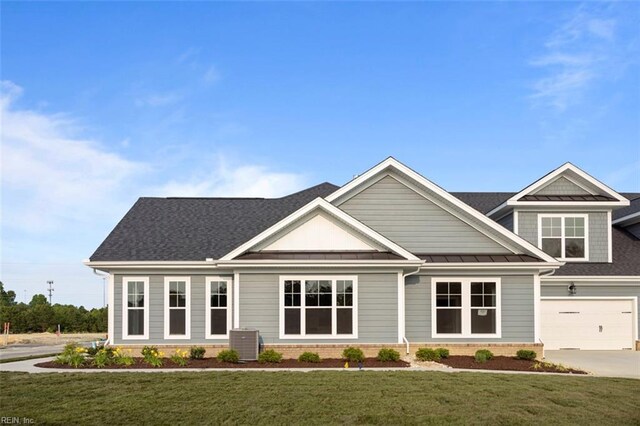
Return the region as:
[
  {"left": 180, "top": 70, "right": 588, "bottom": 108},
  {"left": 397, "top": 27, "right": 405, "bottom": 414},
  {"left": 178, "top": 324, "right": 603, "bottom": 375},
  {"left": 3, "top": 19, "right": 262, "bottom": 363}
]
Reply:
[{"left": 85, "top": 158, "right": 639, "bottom": 357}]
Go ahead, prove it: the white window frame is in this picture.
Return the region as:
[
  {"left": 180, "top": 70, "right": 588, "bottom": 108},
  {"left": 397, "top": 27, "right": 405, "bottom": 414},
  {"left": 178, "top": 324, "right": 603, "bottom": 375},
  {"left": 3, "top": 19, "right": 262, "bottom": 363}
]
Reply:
[
  {"left": 538, "top": 214, "right": 589, "bottom": 261},
  {"left": 164, "top": 276, "right": 191, "bottom": 339},
  {"left": 431, "top": 277, "right": 502, "bottom": 339},
  {"left": 205, "top": 276, "right": 232, "bottom": 339},
  {"left": 122, "top": 276, "right": 149, "bottom": 340},
  {"left": 279, "top": 275, "right": 358, "bottom": 339}
]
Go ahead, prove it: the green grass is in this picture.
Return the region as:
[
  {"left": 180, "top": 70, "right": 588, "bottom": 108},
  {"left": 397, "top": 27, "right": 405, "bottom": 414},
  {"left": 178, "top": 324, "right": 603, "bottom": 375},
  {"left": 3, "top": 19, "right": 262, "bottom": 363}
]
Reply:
[{"left": 1, "top": 371, "right": 638, "bottom": 424}]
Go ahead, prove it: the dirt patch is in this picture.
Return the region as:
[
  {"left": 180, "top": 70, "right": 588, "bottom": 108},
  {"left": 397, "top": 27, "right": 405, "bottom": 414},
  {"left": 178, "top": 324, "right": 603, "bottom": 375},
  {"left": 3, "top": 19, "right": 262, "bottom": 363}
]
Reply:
[
  {"left": 437, "top": 356, "right": 586, "bottom": 374},
  {"left": 1, "top": 333, "right": 106, "bottom": 346},
  {"left": 35, "top": 357, "right": 410, "bottom": 369}
]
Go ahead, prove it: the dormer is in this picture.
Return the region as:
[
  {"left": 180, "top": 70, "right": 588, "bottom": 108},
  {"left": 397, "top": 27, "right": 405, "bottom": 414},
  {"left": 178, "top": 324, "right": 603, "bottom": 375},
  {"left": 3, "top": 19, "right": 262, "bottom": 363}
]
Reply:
[{"left": 488, "top": 163, "right": 630, "bottom": 263}]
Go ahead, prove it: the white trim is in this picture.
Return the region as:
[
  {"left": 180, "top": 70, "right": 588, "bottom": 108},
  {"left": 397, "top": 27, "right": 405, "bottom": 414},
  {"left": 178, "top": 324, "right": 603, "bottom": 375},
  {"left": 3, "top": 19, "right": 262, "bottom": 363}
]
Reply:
[
  {"left": 612, "top": 210, "right": 640, "bottom": 226},
  {"left": 488, "top": 163, "right": 629, "bottom": 216},
  {"left": 85, "top": 260, "right": 220, "bottom": 269},
  {"left": 121, "top": 276, "right": 149, "bottom": 340},
  {"left": 537, "top": 213, "right": 589, "bottom": 261},
  {"left": 220, "top": 197, "right": 419, "bottom": 261},
  {"left": 533, "top": 274, "right": 541, "bottom": 343},
  {"left": 542, "top": 276, "right": 640, "bottom": 282},
  {"left": 163, "top": 276, "right": 191, "bottom": 340},
  {"left": 541, "top": 296, "right": 638, "bottom": 342},
  {"left": 108, "top": 274, "right": 114, "bottom": 344},
  {"left": 607, "top": 210, "right": 613, "bottom": 263},
  {"left": 541, "top": 277, "right": 639, "bottom": 285},
  {"left": 278, "top": 275, "right": 358, "bottom": 339},
  {"left": 513, "top": 210, "right": 519, "bottom": 235},
  {"left": 205, "top": 276, "right": 232, "bottom": 339},
  {"left": 233, "top": 272, "right": 240, "bottom": 329},
  {"left": 430, "top": 277, "right": 502, "bottom": 339},
  {"left": 323, "top": 157, "right": 559, "bottom": 263},
  {"left": 397, "top": 272, "right": 405, "bottom": 344}
]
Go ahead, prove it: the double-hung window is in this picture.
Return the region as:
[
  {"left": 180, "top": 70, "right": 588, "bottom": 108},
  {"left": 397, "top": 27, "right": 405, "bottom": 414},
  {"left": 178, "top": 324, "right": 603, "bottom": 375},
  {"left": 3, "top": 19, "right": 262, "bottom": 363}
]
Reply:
[
  {"left": 205, "top": 277, "right": 231, "bottom": 338},
  {"left": 432, "top": 278, "right": 501, "bottom": 338},
  {"left": 164, "top": 277, "right": 190, "bottom": 339},
  {"left": 539, "top": 214, "right": 588, "bottom": 260},
  {"left": 122, "top": 277, "right": 149, "bottom": 339},
  {"left": 280, "top": 276, "right": 357, "bottom": 338}
]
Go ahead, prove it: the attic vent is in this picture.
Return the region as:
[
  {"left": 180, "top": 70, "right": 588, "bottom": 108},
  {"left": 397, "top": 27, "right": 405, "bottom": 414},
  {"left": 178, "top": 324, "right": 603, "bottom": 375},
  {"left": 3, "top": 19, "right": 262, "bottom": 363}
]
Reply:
[{"left": 229, "top": 328, "right": 259, "bottom": 360}]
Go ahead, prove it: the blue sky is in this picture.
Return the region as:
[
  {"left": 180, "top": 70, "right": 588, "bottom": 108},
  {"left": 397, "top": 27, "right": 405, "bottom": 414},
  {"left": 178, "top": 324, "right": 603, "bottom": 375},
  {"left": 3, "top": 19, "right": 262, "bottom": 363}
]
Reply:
[{"left": 1, "top": 2, "right": 639, "bottom": 308}]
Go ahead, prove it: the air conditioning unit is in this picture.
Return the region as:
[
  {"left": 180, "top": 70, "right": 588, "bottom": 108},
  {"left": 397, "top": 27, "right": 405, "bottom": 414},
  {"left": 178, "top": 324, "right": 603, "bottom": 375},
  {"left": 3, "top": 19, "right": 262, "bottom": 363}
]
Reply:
[{"left": 229, "top": 328, "right": 259, "bottom": 361}]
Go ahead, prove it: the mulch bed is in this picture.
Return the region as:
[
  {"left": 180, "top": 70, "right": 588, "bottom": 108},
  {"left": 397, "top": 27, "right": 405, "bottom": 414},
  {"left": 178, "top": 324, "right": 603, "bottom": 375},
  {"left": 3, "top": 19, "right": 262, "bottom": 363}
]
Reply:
[
  {"left": 436, "top": 356, "right": 587, "bottom": 374},
  {"left": 35, "top": 357, "right": 409, "bottom": 370}
]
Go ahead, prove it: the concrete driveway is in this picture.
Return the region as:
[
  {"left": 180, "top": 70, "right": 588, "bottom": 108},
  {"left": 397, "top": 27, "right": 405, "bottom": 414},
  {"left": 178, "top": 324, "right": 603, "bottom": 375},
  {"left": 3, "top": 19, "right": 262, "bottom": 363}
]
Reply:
[{"left": 544, "top": 350, "right": 640, "bottom": 379}]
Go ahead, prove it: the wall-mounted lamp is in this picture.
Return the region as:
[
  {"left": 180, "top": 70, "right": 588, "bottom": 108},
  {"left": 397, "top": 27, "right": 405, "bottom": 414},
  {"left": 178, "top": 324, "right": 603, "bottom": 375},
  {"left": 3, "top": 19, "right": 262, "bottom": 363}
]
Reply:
[{"left": 568, "top": 282, "right": 577, "bottom": 295}]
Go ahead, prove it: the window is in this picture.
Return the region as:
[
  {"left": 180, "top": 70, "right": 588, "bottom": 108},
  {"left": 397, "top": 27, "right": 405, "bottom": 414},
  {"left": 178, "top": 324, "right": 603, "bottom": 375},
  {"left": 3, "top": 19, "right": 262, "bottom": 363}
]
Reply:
[
  {"left": 280, "top": 276, "right": 357, "bottom": 338},
  {"left": 432, "top": 278, "right": 501, "bottom": 338},
  {"left": 539, "top": 214, "right": 588, "bottom": 260},
  {"left": 122, "top": 277, "right": 149, "bottom": 340},
  {"left": 164, "top": 277, "right": 190, "bottom": 339},
  {"left": 206, "top": 277, "right": 232, "bottom": 338}
]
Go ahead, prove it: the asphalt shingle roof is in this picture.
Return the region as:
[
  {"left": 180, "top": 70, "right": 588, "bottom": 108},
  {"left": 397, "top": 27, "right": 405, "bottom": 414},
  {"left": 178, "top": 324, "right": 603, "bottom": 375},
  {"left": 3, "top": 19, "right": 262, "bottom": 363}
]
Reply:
[{"left": 90, "top": 182, "right": 339, "bottom": 261}]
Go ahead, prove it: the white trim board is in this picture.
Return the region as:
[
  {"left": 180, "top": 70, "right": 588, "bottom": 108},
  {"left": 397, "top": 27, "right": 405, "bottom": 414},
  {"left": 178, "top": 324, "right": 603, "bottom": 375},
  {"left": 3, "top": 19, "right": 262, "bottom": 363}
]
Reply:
[
  {"left": 220, "top": 197, "right": 420, "bottom": 261},
  {"left": 323, "top": 157, "right": 559, "bottom": 264},
  {"left": 163, "top": 276, "right": 191, "bottom": 340},
  {"left": 121, "top": 276, "right": 150, "bottom": 341},
  {"left": 205, "top": 276, "right": 233, "bottom": 339}
]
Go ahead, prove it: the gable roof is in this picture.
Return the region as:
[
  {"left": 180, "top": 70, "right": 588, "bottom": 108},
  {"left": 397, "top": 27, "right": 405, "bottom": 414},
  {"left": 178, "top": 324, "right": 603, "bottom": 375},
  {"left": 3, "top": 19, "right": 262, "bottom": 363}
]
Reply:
[
  {"left": 219, "top": 197, "right": 420, "bottom": 261},
  {"left": 89, "top": 182, "right": 339, "bottom": 261}
]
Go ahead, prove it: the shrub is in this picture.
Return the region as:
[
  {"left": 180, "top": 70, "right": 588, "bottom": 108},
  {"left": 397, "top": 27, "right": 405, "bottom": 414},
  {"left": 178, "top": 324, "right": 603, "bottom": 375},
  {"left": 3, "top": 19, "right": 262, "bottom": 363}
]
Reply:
[
  {"left": 342, "top": 347, "right": 365, "bottom": 363},
  {"left": 377, "top": 348, "right": 400, "bottom": 362},
  {"left": 190, "top": 346, "right": 206, "bottom": 360},
  {"left": 217, "top": 349, "right": 240, "bottom": 363},
  {"left": 142, "top": 346, "right": 164, "bottom": 367},
  {"left": 298, "top": 352, "right": 321, "bottom": 363},
  {"left": 86, "top": 346, "right": 99, "bottom": 357},
  {"left": 258, "top": 349, "right": 283, "bottom": 364},
  {"left": 415, "top": 348, "right": 440, "bottom": 362},
  {"left": 434, "top": 348, "right": 450, "bottom": 359},
  {"left": 55, "top": 343, "right": 87, "bottom": 368},
  {"left": 516, "top": 349, "right": 537, "bottom": 361},
  {"left": 92, "top": 348, "right": 113, "bottom": 368},
  {"left": 474, "top": 349, "right": 494, "bottom": 363},
  {"left": 113, "top": 347, "right": 134, "bottom": 366},
  {"left": 171, "top": 349, "right": 189, "bottom": 367}
]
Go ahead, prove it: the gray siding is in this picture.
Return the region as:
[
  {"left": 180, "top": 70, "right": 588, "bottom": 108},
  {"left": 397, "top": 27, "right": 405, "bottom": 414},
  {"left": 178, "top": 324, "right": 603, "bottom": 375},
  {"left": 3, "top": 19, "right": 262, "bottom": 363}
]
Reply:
[
  {"left": 518, "top": 211, "right": 609, "bottom": 262},
  {"left": 533, "top": 176, "right": 591, "bottom": 195},
  {"left": 113, "top": 274, "right": 231, "bottom": 345},
  {"left": 405, "top": 274, "right": 535, "bottom": 342},
  {"left": 239, "top": 273, "right": 398, "bottom": 344},
  {"left": 339, "top": 175, "right": 510, "bottom": 254},
  {"left": 497, "top": 213, "right": 513, "bottom": 232},
  {"left": 541, "top": 283, "right": 640, "bottom": 334}
]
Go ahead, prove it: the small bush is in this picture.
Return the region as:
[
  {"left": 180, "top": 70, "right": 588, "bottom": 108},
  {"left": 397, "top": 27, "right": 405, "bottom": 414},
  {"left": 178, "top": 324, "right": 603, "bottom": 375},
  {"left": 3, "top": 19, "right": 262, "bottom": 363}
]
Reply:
[
  {"left": 415, "top": 348, "right": 440, "bottom": 361},
  {"left": 377, "top": 348, "right": 400, "bottom": 362},
  {"left": 92, "top": 348, "right": 113, "bottom": 368},
  {"left": 171, "top": 349, "right": 189, "bottom": 367},
  {"left": 516, "top": 349, "right": 537, "bottom": 361},
  {"left": 142, "top": 346, "right": 164, "bottom": 367},
  {"left": 258, "top": 349, "right": 283, "bottom": 364},
  {"left": 55, "top": 343, "right": 87, "bottom": 368},
  {"left": 217, "top": 349, "right": 240, "bottom": 363},
  {"left": 86, "top": 346, "right": 99, "bottom": 357},
  {"left": 434, "top": 348, "right": 450, "bottom": 359},
  {"left": 190, "top": 346, "right": 206, "bottom": 360},
  {"left": 298, "top": 352, "right": 321, "bottom": 363},
  {"left": 113, "top": 347, "right": 134, "bottom": 366},
  {"left": 342, "top": 347, "right": 365, "bottom": 363},
  {"left": 474, "top": 349, "right": 494, "bottom": 363}
]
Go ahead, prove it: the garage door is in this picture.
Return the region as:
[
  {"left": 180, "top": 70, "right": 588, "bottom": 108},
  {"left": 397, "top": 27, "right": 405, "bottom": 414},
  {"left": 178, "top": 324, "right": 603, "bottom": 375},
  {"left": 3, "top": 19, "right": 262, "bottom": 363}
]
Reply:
[{"left": 541, "top": 298, "right": 635, "bottom": 350}]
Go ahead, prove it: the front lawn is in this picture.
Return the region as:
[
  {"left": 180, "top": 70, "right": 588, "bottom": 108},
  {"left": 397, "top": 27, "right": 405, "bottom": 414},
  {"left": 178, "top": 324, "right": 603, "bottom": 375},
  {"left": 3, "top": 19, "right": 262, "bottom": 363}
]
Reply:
[{"left": 1, "top": 371, "right": 638, "bottom": 424}]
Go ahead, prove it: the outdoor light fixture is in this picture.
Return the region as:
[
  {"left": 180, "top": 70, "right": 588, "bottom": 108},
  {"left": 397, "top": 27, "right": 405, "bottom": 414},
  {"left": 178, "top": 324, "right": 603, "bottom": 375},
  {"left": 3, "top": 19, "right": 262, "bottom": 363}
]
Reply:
[{"left": 568, "top": 282, "right": 577, "bottom": 295}]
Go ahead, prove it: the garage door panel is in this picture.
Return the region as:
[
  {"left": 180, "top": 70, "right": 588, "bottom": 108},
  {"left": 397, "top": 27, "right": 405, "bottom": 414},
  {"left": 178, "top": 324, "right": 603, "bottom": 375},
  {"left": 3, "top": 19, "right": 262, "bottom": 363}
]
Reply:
[{"left": 541, "top": 299, "right": 634, "bottom": 350}]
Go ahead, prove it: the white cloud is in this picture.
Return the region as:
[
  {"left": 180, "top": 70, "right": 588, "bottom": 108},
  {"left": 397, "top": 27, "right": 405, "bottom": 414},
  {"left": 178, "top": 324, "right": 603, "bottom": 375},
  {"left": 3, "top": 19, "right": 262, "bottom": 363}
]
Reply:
[
  {"left": 529, "top": 6, "right": 619, "bottom": 111},
  {"left": 135, "top": 92, "right": 182, "bottom": 107},
  {"left": 203, "top": 65, "right": 221, "bottom": 85}
]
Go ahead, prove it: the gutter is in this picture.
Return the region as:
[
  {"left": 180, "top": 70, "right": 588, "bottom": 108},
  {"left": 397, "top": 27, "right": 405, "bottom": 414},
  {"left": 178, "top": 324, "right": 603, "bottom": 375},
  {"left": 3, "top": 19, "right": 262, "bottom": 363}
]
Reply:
[{"left": 401, "top": 265, "right": 422, "bottom": 354}]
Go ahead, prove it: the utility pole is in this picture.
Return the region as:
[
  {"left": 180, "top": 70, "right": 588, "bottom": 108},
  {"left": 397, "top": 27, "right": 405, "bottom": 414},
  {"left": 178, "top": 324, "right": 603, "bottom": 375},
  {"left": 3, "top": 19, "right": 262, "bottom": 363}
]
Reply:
[{"left": 47, "top": 280, "right": 54, "bottom": 304}]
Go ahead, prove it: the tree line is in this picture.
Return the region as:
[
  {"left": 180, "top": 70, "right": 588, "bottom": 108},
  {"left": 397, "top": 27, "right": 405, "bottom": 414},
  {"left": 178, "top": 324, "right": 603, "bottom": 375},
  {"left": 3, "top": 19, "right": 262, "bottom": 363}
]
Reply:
[{"left": 0, "top": 282, "right": 107, "bottom": 333}]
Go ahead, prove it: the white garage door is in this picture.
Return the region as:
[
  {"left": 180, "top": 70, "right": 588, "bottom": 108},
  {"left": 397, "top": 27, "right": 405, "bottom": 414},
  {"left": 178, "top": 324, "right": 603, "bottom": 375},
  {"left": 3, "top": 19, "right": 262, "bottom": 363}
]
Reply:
[{"left": 541, "top": 298, "right": 635, "bottom": 350}]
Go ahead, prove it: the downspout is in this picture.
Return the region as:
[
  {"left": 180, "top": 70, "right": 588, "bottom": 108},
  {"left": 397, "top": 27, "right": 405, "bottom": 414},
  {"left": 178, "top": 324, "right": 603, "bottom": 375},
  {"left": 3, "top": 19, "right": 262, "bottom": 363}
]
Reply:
[
  {"left": 538, "top": 268, "right": 559, "bottom": 360},
  {"left": 92, "top": 268, "right": 110, "bottom": 346},
  {"left": 401, "top": 265, "right": 423, "bottom": 354}
]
